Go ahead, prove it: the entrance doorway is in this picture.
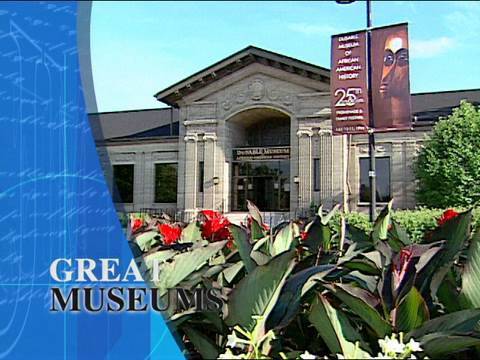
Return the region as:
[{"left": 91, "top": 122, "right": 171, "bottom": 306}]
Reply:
[
  {"left": 226, "top": 106, "right": 291, "bottom": 212},
  {"left": 231, "top": 160, "right": 290, "bottom": 211}
]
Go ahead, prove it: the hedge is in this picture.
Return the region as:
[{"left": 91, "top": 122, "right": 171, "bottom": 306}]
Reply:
[{"left": 332, "top": 207, "right": 480, "bottom": 243}]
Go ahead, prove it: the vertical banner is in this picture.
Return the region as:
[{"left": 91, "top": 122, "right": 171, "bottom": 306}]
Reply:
[
  {"left": 331, "top": 23, "right": 412, "bottom": 134},
  {"left": 371, "top": 23, "right": 412, "bottom": 131},
  {"left": 331, "top": 31, "right": 369, "bottom": 135}
]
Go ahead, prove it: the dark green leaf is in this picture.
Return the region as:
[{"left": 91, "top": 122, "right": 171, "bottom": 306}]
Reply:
[
  {"left": 460, "top": 228, "right": 480, "bottom": 308},
  {"left": 304, "top": 217, "right": 332, "bottom": 253},
  {"left": 419, "top": 333, "right": 480, "bottom": 358},
  {"left": 371, "top": 200, "right": 393, "bottom": 243},
  {"left": 395, "top": 287, "right": 429, "bottom": 332},
  {"left": 183, "top": 327, "right": 219, "bottom": 359},
  {"left": 154, "top": 241, "right": 227, "bottom": 296},
  {"left": 229, "top": 224, "right": 256, "bottom": 273},
  {"left": 267, "top": 265, "right": 335, "bottom": 330},
  {"left": 324, "top": 283, "right": 391, "bottom": 338},
  {"left": 271, "top": 222, "right": 298, "bottom": 257},
  {"left": 225, "top": 250, "right": 296, "bottom": 333},
  {"left": 408, "top": 309, "right": 480, "bottom": 339},
  {"left": 308, "top": 294, "right": 371, "bottom": 356}
]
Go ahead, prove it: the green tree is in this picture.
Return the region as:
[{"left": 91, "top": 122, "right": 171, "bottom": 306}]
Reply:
[{"left": 415, "top": 101, "right": 480, "bottom": 208}]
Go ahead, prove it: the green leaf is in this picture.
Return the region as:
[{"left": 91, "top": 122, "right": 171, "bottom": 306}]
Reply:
[
  {"left": 419, "top": 210, "right": 472, "bottom": 295},
  {"left": 266, "top": 265, "right": 336, "bottom": 330},
  {"left": 229, "top": 224, "right": 256, "bottom": 273},
  {"left": 225, "top": 250, "right": 296, "bottom": 333},
  {"left": 428, "top": 210, "right": 472, "bottom": 268},
  {"left": 247, "top": 200, "right": 267, "bottom": 240},
  {"left": 154, "top": 241, "right": 227, "bottom": 296},
  {"left": 318, "top": 204, "right": 340, "bottom": 225},
  {"left": 183, "top": 327, "right": 219, "bottom": 359},
  {"left": 271, "top": 222, "right": 298, "bottom": 257},
  {"left": 304, "top": 217, "right": 332, "bottom": 253},
  {"left": 251, "top": 236, "right": 271, "bottom": 265},
  {"left": 418, "top": 333, "right": 480, "bottom": 358},
  {"left": 247, "top": 200, "right": 264, "bottom": 227},
  {"left": 341, "top": 258, "right": 380, "bottom": 276},
  {"left": 222, "top": 261, "right": 244, "bottom": 284},
  {"left": 395, "top": 287, "right": 429, "bottom": 332},
  {"left": 135, "top": 231, "right": 161, "bottom": 252},
  {"left": 371, "top": 200, "right": 393, "bottom": 243},
  {"left": 180, "top": 221, "right": 203, "bottom": 243},
  {"left": 308, "top": 294, "right": 371, "bottom": 357},
  {"left": 143, "top": 249, "right": 176, "bottom": 269},
  {"left": 387, "top": 220, "right": 411, "bottom": 248},
  {"left": 460, "top": 228, "right": 480, "bottom": 308},
  {"left": 408, "top": 309, "right": 480, "bottom": 339},
  {"left": 324, "top": 283, "right": 391, "bottom": 338}
]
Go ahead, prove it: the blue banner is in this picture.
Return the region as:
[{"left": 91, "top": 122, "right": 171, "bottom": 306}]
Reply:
[{"left": 0, "top": 2, "right": 183, "bottom": 358}]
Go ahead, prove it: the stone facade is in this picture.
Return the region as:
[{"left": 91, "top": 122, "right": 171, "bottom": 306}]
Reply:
[{"left": 94, "top": 46, "right": 468, "bottom": 220}]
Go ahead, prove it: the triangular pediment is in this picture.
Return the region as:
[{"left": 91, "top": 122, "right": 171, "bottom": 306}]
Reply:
[{"left": 154, "top": 46, "right": 330, "bottom": 107}]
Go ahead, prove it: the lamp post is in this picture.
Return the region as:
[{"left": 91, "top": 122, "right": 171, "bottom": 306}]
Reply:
[{"left": 336, "top": 0, "right": 376, "bottom": 221}]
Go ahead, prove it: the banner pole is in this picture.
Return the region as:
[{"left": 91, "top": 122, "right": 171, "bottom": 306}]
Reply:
[{"left": 366, "top": 0, "right": 376, "bottom": 222}]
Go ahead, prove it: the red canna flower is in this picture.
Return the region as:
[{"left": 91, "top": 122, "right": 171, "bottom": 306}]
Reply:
[
  {"left": 200, "top": 210, "right": 232, "bottom": 242},
  {"left": 300, "top": 231, "right": 308, "bottom": 241},
  {"left": 201, "top": 209, "right": 222, "bottom": 221},
  {"left": 131, "top": 218, "right": 143, "bottom": 233},
  {"left": 437, "top": 209, "right": 459, "bottom": 226},
  {"left": 158, "top": 223, "right": 182, "bottom": 245},
  {"left": 392, "top": 247, "right": 413, "bottom": 291}
]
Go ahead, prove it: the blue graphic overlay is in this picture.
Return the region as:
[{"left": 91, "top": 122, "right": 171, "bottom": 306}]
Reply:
[{"left": 0, "top": 2, "right": 183, "bottom": 359}]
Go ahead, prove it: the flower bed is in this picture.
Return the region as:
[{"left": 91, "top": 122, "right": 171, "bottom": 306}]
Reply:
[{"left": 128, "top": 201, "right": 480, "bottom": 359}]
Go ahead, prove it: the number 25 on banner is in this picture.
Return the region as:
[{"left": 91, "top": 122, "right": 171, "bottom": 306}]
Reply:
[{"left": 334, "top": 87, "right": 364, "bottom": 107}]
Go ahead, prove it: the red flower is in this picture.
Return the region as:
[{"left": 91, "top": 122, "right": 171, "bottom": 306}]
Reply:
[
  {"left": 131, "top": 218, "right": 143, "bottom": 233},
  {"left": 158, "top": 223, "right": 182, "bottom": 245},
  {"left": 201, "top": 209, "right": 222, "bottom": 221},
  {"left": 300, "top": 231, "right": 308, "bottom": 241},
  {"left": 437, "top": 209, "right": 459, "bottom": 226},
  {"left": 392, "top": 247, "right": 413, "bottom": 291},
  {"left": 200, "top": 210, "right": 232, "bottom": 242}
]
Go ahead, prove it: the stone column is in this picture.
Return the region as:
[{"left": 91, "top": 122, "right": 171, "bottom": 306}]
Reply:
[
  {"left": 203, "top": 132, "right": 217, "bottom": 210},
  {"left": 297, "top": 128, "right": 313, "bottom": 214},
  {"left": 405, "top": 142, "right": 418, "bottom": 208},
  {"left": 183, "top": 133, "right": 198, "bottom": 213},
  {"left": 391, "top": 142, "right": 404, "bottom": 208},
  {"left": 318, "top": 129, "right": 334, "bottom": 208}
]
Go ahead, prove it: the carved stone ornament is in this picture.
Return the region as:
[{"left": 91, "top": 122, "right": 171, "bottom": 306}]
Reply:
[
  {"left": 249, "top": 79, "right": 265, "bottom": 101},
  {"left": 236, "top": 92, "right": 246, "bottom": 104},
  {"left": 222, "top": 98, "right": 232, "bottom": 111},
  {"left": 268, "top": 88, "right": 280, "bottom": 101}
]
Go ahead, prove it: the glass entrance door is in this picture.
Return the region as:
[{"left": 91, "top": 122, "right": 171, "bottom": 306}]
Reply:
[{"left": 231, "top": 160, "right": 289, "bottom": 211}]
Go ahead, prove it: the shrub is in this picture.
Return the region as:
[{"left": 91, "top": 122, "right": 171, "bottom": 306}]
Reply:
[
  {"left": 331, "top": 208, "right": 480, "bottom": 243},
  {"left": 414, "top": 101, "right": 480, "bottom": 208}
]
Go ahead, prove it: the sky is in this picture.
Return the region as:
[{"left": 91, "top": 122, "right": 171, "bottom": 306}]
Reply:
[{"left": 90, "top": 1, "right": 480, "bottom": 112}]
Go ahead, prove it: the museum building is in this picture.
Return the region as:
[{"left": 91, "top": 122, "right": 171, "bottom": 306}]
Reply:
[{"left": 89, "top": 46, "right": 480, "bottom": 221}]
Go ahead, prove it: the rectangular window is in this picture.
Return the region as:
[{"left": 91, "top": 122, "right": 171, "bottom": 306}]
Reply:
[
  {"left": 198, "top": 161, "right": 204, "bottom": 193},
  {"left": 113, "top": 164, "right": 134, "bottom": 203},
  {"left": 313, "top": 158, "right": 320, "bottom": 192},
  {"left": 359, "top": 157, "right": 391, "bottom": 203},
  {"left": 154, "top": 163, "right": 178, "bottom": 203}
]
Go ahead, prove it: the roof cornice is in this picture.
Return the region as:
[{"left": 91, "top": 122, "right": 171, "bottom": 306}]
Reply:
[{"left": 154, "top": 45, "right": 330, "bottom": 107}]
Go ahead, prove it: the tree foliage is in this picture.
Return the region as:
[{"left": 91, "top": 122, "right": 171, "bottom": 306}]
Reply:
[{"left": 415, "top": 101, "right": 480, "bottom": 208}]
